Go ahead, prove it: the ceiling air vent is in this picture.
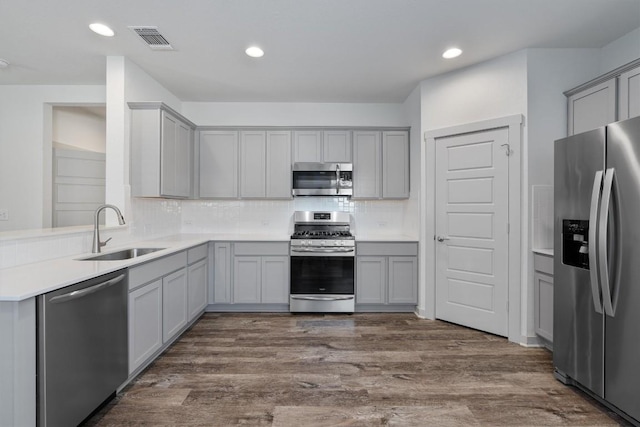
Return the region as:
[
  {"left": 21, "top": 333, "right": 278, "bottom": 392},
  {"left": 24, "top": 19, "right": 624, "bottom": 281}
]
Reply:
[{"left": 129, "top": 26, "right": 173, "bottom": 50}]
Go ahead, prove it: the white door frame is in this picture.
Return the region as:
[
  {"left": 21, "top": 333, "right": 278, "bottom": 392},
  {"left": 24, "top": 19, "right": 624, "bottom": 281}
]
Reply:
[{"left": 421, "top": 114, "right": 523, "bottom": 343}]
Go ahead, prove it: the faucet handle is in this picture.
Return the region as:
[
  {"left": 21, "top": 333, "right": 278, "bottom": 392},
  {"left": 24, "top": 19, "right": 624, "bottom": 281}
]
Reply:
[{"left": 100, "top": 237, "right": 112, "bottom": 247}]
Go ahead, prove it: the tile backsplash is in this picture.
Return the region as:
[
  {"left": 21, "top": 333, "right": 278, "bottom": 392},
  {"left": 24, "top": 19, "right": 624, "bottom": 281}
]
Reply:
[{"left": 0, "top": 197, "right": 414, "bottom": 269}]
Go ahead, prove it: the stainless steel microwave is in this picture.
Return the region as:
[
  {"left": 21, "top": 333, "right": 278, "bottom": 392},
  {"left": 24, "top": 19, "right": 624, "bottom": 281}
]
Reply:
[{"left": 292, "top": 163, "right": 353, "bottom": 196}]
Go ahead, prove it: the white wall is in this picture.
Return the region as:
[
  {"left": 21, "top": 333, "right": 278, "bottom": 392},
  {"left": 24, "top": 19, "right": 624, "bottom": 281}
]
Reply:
[
  {"left": 52, "top": 107, "right": 106, "bottom": 153},
  {"left": 600, "top": 27, "right": 640, "bottom": 73},
  {"left": 418, "top": 51, "right": 528, "bottom": 327},
  {"left": 106, "top": 56, "right": 184, "bottom": 237},
  {"left": 0, "top": 85, "right": 105, "bottom": 232},
  {"left": 182, "top": 102, "right": 407, "bottom": 127}
]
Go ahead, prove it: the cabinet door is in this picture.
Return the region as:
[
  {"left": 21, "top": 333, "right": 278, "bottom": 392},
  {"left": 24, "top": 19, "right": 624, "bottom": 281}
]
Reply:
[
  {"left": 162, "top": 268, "right": 188, "bottom": 343},
  {"left": 129, "top": 279, "right": 162, "bottom": 374},
  {"left": 568, "top": 79, "right": 617, "bottom": 135},
  {"left": 233, "top": 256, "right": 261, "bottom": 303},
  {"left": 323, "top": 130, "right": 352, "bottom": 163},
  {"left": 160, "top": 111, "right": 179, "bottom": 197},
  {"left": 388, "top": 257, "right": 418, "bottom": 304},
  {"left": 356, "top": 257, "right": 386, "bottom": 304},
  {"left": 382, "top": 131, "right": 410, "bottom": 198},
  {"left": 261, "top": 256, "right": 289, "bottom": 303},
  {"left": 619, "top": 66, "right": 640, "bottom": 121},
  {"left": 352, "top": 131, "right": 381, "bottom": 199},
  {"left": 266, "top": 131, "right": 292, "bottom": 199},
  {"left": 240, "top": 131, "right": 266, "bottom": 198},
  {"left": 293, "top": 130, "right": 322, "bottom": 162},
  {"left": 213, "top": 243, "right": 232, "bottom": 303},
  {"left": 174, "top": 121, "right": 192, "bottom": 197},
  {"left": 187, "top": 259, "right": 208, "bottom": 321},
  {"left": 535, "top": 271, "right": 554, "bottom": 342},
  {"left": 199, "top": 130, "right": 239, "bottom": 198}
]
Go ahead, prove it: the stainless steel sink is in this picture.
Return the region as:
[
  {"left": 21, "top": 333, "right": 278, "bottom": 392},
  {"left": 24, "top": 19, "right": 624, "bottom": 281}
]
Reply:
[{"left": 79, "top": 248, "right": 165, "bottom": 261}]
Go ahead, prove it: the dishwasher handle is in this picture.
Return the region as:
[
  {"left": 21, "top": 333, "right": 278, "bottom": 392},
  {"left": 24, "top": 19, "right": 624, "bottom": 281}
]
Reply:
[{"left": 49, "top": 273, "right": 126, "bottom": 304}]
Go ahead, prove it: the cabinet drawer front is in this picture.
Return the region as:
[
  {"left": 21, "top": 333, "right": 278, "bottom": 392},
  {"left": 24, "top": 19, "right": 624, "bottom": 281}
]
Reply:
[
  {"left": 188, "top": 244, "right": 208, "bottom": 264},
  {"left": 234, "top": 242, "right": 289, "bottom": 256},
  {"left": 129, "top": 251, "right": 187, "bottom": 291},
  {"left": 534, "top": 253, "right": 554, "bottom": 275},
  {"left": 357, "top": 242, "right": 418, "bottom": 256}
]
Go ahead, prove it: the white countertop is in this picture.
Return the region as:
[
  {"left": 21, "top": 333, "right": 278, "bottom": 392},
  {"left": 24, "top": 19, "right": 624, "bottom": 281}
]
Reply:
[
  {"left": 533, "top": 248, "right": 554, "bottom": 256},
  {"left": 0, "top": 233, "right": 290, "bottom": 302},
  {"left": 354, "top": 234, "right": 418, "bottom": 242}
]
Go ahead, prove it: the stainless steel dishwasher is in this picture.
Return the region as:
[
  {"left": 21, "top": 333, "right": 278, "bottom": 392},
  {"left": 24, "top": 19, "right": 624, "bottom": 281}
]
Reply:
[{"left": 37, "top": 269, "right": 128, "bottom": 427}]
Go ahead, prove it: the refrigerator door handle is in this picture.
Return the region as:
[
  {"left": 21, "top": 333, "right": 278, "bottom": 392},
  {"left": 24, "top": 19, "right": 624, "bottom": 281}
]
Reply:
[
  {"left": 588, "top": 170, "right": 604, "bottom": 314},
  {"left": 599, "top": 167, "right": 616, "bottom": 317}
]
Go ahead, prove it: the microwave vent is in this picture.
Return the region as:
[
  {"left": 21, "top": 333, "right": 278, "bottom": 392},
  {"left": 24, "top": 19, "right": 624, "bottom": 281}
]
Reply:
[{"left": 129, "top": 26, "right": 173, "bottom": 50}]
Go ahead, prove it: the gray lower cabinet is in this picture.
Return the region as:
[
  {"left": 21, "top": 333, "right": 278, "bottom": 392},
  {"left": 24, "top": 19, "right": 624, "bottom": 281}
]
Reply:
[
  {"left": 534, "top": 253, "right": 554, "bottom": 346},
  {"left": 356, "top": 242, "right": 418, "bottom": 311},
  {"left": 162, "top": 268, "right": 188, "bottom": 343},
  {"left": 212, "top": 241, "right": 289, "bottom": 310},
  {"left": 128, "top": 279, "right": 162, "bottom": 375},
  {"left": 128, "top": 246, "right": 208, "bottom": 376},
  {"left": 352, "top": 130, "right": 409, "bottom": 199},
  {"left": 187, "top": 258, "right": 208, "bottom": 321}
]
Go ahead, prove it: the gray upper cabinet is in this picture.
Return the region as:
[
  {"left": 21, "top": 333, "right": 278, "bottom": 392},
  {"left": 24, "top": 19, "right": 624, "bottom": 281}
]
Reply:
[
  {"left": 353, "top": 130, "right": 409, "bottom": 199},
  {"left": 199, "top": 130, "right": 239, "bottom": 198},
  {"left": 352, "top": 131, "right": 381, "bottom": 199},
  {"left": 130, "top": 104, "right": 193, "bottom": 198},
  {"left": 293, "top": 130, "right": 351, "bottom": 163},
  {"left": 619, "top": 65, "right": 640, "bottom": 121},
  {"left": 383, "top": 131, "right": 410, "bottom": 198},
  {"left": 240, "top": 131, "right": 267, "bottom": 198},
  {"left": 239, "top": 131, "right": 292, "bottom": 199},
  {"left": 567, "top": 79, "right": 617, "bottom": 135},
  {"left": 266, "top": 131, "right": 292, "bottom": 198},
  {"left": 323, "top": 130, "right": 352, "bottom": 163},
  {"left": 293, "top": 130, "right": 322, "bottom": 162}
]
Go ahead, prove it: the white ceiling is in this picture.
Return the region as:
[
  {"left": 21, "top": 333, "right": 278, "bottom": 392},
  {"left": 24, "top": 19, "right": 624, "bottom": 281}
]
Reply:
[{"left": 1, "top": 0, "right": 639, "bottom": 103}]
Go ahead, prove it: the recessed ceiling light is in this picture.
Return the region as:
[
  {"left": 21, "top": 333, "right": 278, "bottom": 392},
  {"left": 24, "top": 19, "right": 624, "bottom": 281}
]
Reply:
[
  {"left": 245, "top": 46, "right": 264, "bottom": 58},
  {"left": 442, "top": 48, "right": 462, "bottom": 59},
  {"left": 89, "top": 23, "right": 115, "bottom": 37}
]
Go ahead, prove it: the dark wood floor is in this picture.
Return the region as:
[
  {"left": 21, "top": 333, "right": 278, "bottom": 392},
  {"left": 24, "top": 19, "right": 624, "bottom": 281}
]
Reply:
[{"left": 86, "top": 313, "right": 627, "bottom": 426}]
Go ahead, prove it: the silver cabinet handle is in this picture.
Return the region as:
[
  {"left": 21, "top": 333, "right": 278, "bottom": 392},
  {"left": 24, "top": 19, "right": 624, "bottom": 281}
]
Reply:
[
  {"left": 436, "top": 236, "right": 450, "bottom": 242},
  {"left": 589, "top": 170, "right": 604, "bottom": 314},
  {"left": 291, "top": 295, "right": 354, "bottom": 301},
  {"left": 50, "top": 274, "right": 126, "bottom": 304},
  {"left": 599, "top": 168, "right": 616, "bottom": 317}
]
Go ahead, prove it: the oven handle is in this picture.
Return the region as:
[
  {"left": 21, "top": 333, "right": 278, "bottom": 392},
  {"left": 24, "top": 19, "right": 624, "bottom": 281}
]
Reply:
[
  {"left": 291, "top": 295, "right": 355, "bottom": 302},
  {"left": 336, "top": 164, "right": 341, "bottom": 195},
  {"left": 291, "top": 247, "right": 355, "bottom": 253}
]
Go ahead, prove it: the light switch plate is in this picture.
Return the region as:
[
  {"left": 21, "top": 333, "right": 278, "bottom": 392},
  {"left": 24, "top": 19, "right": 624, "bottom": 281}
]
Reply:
[{"left": 0, "top": 209, "right": 8, "bottom": 221}]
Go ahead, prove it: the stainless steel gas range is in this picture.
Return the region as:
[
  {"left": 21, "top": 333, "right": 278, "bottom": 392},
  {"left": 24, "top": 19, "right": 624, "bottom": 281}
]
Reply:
[{"left": 289, "top": 211, "right": 355, "bottom": 313}]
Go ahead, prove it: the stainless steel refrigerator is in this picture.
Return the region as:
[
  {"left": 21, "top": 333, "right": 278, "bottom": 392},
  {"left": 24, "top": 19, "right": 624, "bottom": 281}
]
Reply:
[{"left": 554, "top": 115, "right": 640, "bottom": 425}]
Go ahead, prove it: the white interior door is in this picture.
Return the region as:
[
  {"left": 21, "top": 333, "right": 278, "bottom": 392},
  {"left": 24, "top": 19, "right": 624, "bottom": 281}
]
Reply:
[{"left": 435, "top": 128, "right": 509, "bottom": 336}]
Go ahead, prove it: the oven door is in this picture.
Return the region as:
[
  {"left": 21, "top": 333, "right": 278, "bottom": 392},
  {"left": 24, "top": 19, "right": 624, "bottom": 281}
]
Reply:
[{"left": 290, "top": 255, "right": 354, "bottom": 294}]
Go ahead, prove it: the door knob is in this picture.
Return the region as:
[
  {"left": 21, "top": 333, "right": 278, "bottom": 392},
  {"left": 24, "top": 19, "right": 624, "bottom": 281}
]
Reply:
[{"left": 436, "top": 236, "right": 450, "bottom": 242}]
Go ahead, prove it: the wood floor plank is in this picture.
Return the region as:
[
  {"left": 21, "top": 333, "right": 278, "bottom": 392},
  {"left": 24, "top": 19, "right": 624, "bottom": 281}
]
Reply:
[{"left": 84, "top": 313, "right": 628, "bottom": 426}]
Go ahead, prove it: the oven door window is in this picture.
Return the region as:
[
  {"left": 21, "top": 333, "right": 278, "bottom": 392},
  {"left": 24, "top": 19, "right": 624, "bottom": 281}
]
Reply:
[
  {"left": 292, "top": 171, "right": 337, "bottom": 190},
  {"left": 290, "top": 256, "right": 354, "bottom": 294}
]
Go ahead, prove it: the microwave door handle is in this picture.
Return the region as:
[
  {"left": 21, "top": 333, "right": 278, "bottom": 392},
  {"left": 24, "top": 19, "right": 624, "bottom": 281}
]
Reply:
[
  {"left": 589, "top": 170, "right": 604, "bottom": 314},
  {"left": 336, "top": 164, "right": 340, "bottom": 195}
]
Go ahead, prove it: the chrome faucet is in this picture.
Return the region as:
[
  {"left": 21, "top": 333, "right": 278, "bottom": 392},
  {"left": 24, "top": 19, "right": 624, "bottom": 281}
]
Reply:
[{"left": 92, "top": 204, "right": 126, "bottom": 253}]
